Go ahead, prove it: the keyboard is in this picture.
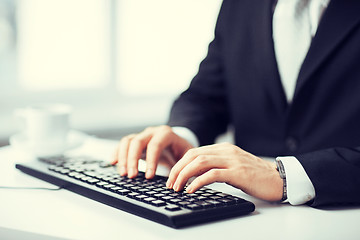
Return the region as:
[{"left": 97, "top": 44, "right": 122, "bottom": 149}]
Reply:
[{"left": 15, "top": 155, "right": 255, "bottom": 228}]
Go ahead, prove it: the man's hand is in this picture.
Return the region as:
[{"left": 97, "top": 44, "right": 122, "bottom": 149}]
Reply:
[
  {"left": 112, "top": 125, "right": 193, "bottom": 179},
  {"left": 166, "top": 142, "right": 284, "bottom": 202}
]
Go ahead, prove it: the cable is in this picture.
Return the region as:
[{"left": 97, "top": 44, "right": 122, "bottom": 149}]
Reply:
[{"left": 0, "top": 186, "right": 63, "bottom": 191}]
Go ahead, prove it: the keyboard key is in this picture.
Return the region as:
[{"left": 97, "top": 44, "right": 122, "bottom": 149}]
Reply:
[
  {"left": 83, "top": 171, "right": 98, "bottom": 177},
  {"left": 196, "top": 201, "right": 213, "bottom": 208},
  {"left": 201, "top": 193, "right": 213, "bottom": 198},
  {"left": 197, "top": 196, "right": 208, "bottom": 201},
  {"left": 109, "top": 179, "right": 121, "bottom": 184},
  {"left": 226, "top": 196, "right": 247, "bottom": 203},
  {"left": 143, "top": 197, "right": 156, "bottom": 203},
  {"left": 80, "top": 176, "right": 92, "bottom": 182},
  {"left": 209, "top": 195, "right": 222, "bottom": 200},
  {"left": 87, "top": 178, "right": 100, "bottom": 184},
  {"left": 186, "top": 198, "right": 198, "bottom": 203},
  {"left": 123, "top": 184, "right": 135, "bottom": 189},
  {"left": 161, "top": 196, "right": 173, "bottom": 202},
  {"left": 117, "top": 189, "right": 131, "bottom": 195},
  {"left": 138, "top": 188, "right": 150, "bottom": 193},
  {"left": 60, "top": 169, "right": 70, "bottom": 174},
  {"left": 205, "top": 190, "right": 221, "bottom": 194},
  {"left": 177, "top": 201, "right": 191, "bottom": 207},
  {"left": 169, "top": 199, "right": 182, "bottom": 204},
  {"left": 153, "top": 188, "right": 164, "bottom": 192},
  {"left": 151, "top": 200, "right": 166, "bottom": 207},
  {"left": 216, "top": 193, "right": 231, "bottom": 198},
  {"left": 127, "top": 192, "right": 140, "bottom": 199},
  {"left": 154, "top": 193, "right": 165, "bottom": 198},
  {"left": 110, "top": 186, "right": 122, "bottom": 192},
  {"left": 96, "top": 182, "right": 108, "bottom": 188},
  {"left": 103, "top": 184, "right": 116, "bottom": 190},
  {"left": 165, "top": 204, "right": 182, "bottom": 211},
  {"left": 185, "top": 204, "right": 202, "bottom": 210},
  {"left": 205, "top": 200, "right": 222, "bottom": 206},
  {"left": 68, "top": 172, "right": 79, "bottom": 177},
  {"left": 218, "top": 198, "right": 237, "bottom": 205},
  {"left": 135, "top": 195, "right": 148, "bottom": 201},
  {"left": 130, "top": 186, "right": 141, "bottom": 192}
]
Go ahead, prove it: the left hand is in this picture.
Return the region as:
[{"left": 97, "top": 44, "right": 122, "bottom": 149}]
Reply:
[{"left": 166, "top": 142, "right": 283, "bottom": 202}]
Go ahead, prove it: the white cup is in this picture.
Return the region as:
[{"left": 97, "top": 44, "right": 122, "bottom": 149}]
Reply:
[{"left": 14, "top": 104, "right": 72, "bottom": 156}]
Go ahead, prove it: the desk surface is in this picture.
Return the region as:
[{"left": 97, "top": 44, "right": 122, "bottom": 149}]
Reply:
[{"left": 1, "top": 137, "right": 359, "bottom": 240}]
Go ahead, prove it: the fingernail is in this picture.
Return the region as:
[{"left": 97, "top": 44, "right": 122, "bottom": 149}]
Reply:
[
  {"left": 186, "top": 186, "right": 193, "bottom": 193},
  {"left": 166, "top": 180, "right": 172, "bottom": 189}
]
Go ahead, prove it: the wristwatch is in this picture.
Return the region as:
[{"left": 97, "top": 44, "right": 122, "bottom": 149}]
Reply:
[{"left": 275, "top": 158, "right": 287, "bottom": 202}]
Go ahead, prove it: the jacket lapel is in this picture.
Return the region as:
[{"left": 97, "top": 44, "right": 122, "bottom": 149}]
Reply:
[{"left": 293, "top": 0, "right": 360, "bottom": 99}]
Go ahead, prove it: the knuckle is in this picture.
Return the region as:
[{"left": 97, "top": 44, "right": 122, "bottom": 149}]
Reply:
[
  {"left": 220, "top": 142, "right": 232, "bottom": 147},
  {"left": 148, "top": 139, "right": 162, "bottom": 149},
  {"left": 120, "top": 135, "right": 132, "bottom": 144},
  {"left": 229, "top": 148, "right": 239, "bottom": 155},
  {"left": 131, "top": 136, "right": 146, "bottom": 146},
  {"left": 209, "top": 169, "right": 221, "bottom": 179},
  {"left": 158, "top": 125, "right": 172, "bottom": 133},
  {"left": 223, "top": 143, "right": 239, "bottom": 154},
  {"left": 185, "top": 148, "right": 196, "bottom": 157},
  {"left": 195, "top": 155, "right": 208, "bottom": 165},
  {"left": 144, "top": 126, "right": 155, "bottom": 132}
]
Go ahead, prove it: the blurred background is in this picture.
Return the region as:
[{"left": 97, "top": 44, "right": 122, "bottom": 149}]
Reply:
[{"left": 0, "top": 0, "right": 221, "bottom": 146}]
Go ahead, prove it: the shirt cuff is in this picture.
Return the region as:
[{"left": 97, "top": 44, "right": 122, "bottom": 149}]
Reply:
[
  {"left": 171, "top": 127, "right": 199, "bottom": 148},
  {"left": 276, "top": 156, "right": 316, "bottom": 205}
]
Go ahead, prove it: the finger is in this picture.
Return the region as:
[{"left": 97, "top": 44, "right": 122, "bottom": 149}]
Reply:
[
  {"left": 166, "top": 145, "right": 221, "bottom": 188},
  {"left": 127, "top": 131, "right": 153, "bottom": 178},
  {"left": 116, "top": 134, "right": 136, "bottom": 176},
  {"left": 186, "top": 169, "right": 227, "bottom": 193},
  {"left": 172, "top": 155, "right": 227, "bottom": 192},
  {"left": 145, "top": 130, "right": 175, "bottom": 179},
  {"left": 166, "top": 148, "right": 196, "bottom": 188}
]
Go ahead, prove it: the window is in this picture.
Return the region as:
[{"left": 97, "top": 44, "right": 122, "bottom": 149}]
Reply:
[
  {"left": 17, "top": 0, "right": 110, "bottom": 91},
  {"left": 0, "top": 0, "right": 221, "bottom": 139},
  {"left": 116, "top": 0, "right": 221, "bottom": 96}
]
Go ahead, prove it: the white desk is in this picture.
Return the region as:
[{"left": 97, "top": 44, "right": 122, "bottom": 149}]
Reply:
[{"left": 1, "top": 137, "right": 359, "bottom": 240}]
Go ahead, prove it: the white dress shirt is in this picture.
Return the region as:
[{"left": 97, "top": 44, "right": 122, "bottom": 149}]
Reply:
[{"left": 173, "top": 0, "right": 330, "bottom": 205}]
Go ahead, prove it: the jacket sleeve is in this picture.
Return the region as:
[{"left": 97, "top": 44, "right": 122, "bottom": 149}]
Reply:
[
  {"left": 296, "top": 147, "right": 360, "bottom": 207},
  {"left": 167, "top": 1, "right": 230, "bottom": 146}
]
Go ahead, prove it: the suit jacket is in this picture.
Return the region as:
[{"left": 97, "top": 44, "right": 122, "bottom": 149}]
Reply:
[{"left": 168, "top": 0, "right": 360, "bottom": 207}]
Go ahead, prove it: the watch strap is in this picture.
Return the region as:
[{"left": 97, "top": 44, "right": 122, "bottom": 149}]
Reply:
[{"left": 275, "top": 158, "right": 287, "bottom": 202}]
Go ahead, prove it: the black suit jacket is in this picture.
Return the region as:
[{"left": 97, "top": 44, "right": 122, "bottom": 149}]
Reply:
[{"left": 168, "top": 0, "right": 360, "bottom": 207}]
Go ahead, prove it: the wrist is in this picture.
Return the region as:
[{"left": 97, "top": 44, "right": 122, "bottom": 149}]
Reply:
[{"left": 258, "top": 161, "right": 283, "bottom": 202}]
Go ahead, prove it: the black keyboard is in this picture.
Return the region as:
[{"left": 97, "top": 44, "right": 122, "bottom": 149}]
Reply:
[{"left": 15, "top": 155, "right": 255, "bottom": 228}]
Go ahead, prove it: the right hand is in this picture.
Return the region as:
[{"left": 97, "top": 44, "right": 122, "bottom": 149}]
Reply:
[{"left": 112, "top": 125, "right": 194, "bottom": 179}]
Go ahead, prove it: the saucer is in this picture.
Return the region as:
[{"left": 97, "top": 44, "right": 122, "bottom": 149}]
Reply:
[{"left": 9, "top": 130, "right": 88, "bottom": 157}]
